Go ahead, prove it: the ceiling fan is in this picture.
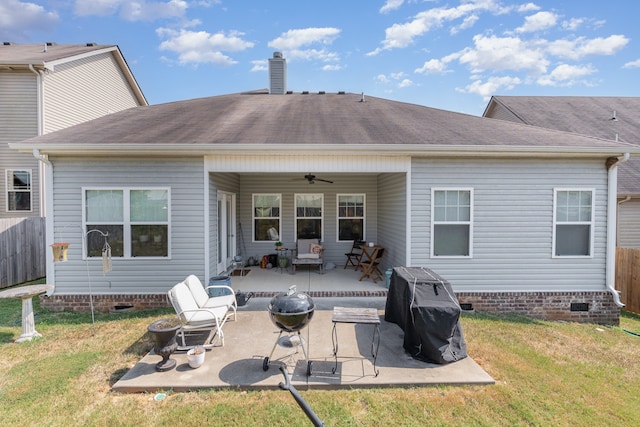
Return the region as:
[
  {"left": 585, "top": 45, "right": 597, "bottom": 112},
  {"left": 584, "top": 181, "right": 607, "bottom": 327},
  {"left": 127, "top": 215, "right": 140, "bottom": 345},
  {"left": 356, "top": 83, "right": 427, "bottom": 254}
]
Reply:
[{"left": 304, "top": 174, "right": 333, "bottom": 184}]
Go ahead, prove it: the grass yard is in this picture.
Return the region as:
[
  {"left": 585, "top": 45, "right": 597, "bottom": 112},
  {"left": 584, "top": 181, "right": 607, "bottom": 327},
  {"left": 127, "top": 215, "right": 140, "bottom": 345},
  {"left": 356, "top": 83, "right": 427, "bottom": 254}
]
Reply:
[{"left": 1, "top": 283, "right": 639, "bottom": 426}]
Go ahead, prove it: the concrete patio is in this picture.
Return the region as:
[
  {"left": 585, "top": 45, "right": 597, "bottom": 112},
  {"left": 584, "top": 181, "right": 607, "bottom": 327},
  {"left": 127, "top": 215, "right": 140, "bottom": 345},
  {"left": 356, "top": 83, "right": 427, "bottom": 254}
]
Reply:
[{"left": 112, "top": 267, "right": 494, "bottom": 392}]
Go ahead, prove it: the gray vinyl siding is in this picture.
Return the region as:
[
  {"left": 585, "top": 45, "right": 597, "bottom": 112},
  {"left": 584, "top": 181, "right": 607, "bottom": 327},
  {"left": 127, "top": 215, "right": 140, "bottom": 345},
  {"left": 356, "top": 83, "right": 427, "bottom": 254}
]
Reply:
[
  {"left": 410, "top": 158, "right": 609, "bottom": 292},
  {"left": 618, "top": 198, "right": 640, "bottom": 248},
  {"left": 0, "top": 73, "right": 40, "bottom": 217},
  {"left": 377, "top": 173, "right": 407, "bottom": 272},
  {"left": 50, "top": 157, "right": 205, "bottom": 294},
  {"left": 236, "top": 174, "right": 378, "bottom": 271},
  {"left": 484, "top": 103, "right": 522, "bottom": 123},
  {"left": 43, "top": 53, "right": 141, "bottom": 133}
]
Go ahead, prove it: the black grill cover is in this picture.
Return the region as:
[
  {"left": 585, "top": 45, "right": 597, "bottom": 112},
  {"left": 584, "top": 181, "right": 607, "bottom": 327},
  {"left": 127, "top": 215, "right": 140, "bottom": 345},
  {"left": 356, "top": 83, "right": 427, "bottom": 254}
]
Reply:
[{"left": 385, "top": 267, "right": 467, "bottom": 364}]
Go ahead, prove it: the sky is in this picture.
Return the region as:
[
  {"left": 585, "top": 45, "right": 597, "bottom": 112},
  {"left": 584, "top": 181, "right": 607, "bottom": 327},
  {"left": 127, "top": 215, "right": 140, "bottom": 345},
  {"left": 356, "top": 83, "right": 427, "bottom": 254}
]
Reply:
[{"left": 2, "top": 0, "right": 639, "bottom": 116}]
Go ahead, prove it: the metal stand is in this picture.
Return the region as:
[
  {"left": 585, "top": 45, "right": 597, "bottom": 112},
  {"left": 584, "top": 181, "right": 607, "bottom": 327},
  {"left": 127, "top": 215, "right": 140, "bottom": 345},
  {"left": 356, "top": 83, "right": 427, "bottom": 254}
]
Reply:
[
  {"left": 331, "top": 307, "right": 381, "bottom": 377},
  {"left": 263, "top": 330, "right": 312, "bottom": 376}
]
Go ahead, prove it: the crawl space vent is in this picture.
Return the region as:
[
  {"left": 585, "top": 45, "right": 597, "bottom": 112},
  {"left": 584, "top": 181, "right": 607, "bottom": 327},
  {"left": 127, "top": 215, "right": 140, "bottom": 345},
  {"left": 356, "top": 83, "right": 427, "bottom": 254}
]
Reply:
[{"left": 570, "top": 302, "right": 589, "bottom": 312}]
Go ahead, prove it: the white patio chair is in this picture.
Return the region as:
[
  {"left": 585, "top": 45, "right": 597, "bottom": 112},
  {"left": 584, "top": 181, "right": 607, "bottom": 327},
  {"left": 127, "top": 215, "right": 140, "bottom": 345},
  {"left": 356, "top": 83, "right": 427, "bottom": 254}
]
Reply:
[{"left": 167, "top": 275, "right": 237, "bottom": 349}]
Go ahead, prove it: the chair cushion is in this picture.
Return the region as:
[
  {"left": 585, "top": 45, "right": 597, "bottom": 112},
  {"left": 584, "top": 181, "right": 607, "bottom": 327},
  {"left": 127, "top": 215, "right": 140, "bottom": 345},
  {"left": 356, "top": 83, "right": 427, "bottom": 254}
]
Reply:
[
  {"left": 171, "top": 282, "right": 200, "bottom": 318},
  {"left": 298, "top": 253, "right": 320, "bottom": 259},
  {"left": 297, "top": 238, "right": 318, "bottom": 254},
  {"left": 184, "top": 275, "right": 209, "bottom": 307}
]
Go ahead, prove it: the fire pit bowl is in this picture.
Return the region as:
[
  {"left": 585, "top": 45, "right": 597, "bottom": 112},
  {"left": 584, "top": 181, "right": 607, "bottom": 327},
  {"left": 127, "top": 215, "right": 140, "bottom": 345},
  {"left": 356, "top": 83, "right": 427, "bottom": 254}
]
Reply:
[{"left": 268, "top": 290, "right": 315, "bottom": 332}]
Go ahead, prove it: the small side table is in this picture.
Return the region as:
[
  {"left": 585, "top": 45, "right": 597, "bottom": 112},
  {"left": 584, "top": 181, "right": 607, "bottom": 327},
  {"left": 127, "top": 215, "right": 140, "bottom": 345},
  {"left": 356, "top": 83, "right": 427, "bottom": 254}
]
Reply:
[
  {"left": 275, "top": 247, "right": 290, "bottom": 273},
  {"left": 0, "top": 284, "right": 53, "bottom": 343},
  {"left": 331, "top": 306, "right": 381, "bottom": 377}
]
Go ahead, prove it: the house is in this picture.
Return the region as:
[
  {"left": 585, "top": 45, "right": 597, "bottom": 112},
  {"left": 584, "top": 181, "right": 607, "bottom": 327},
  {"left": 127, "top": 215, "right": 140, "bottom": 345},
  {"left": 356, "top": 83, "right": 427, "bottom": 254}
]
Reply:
[
  {"left": 484, "top": 96, "right": 640, "bottom": 248},
  {"left": 10, "top": 55, "right": 640, "bottom": 325},
  {"left": 0, "top": 42, "right": 147, "bottom": 218}
]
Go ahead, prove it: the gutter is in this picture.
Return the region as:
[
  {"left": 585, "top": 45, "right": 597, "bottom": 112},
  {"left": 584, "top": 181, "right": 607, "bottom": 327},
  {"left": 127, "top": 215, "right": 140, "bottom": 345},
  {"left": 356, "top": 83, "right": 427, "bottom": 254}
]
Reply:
[{"left": 606, "top": 153, "right": 630, "bottom": 307}]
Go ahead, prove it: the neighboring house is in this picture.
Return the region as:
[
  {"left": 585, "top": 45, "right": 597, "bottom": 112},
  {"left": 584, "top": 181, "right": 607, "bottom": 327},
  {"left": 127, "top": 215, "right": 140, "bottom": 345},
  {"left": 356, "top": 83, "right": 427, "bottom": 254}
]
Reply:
[
  {"left": 484, "top": 96, "right": 640, "bottom": 248},
  {"left": 10, "top": 56, "right": 640, "bottom": 325},
  {"left": 0, "top": 42, "right": 147, "bottom": 218}
]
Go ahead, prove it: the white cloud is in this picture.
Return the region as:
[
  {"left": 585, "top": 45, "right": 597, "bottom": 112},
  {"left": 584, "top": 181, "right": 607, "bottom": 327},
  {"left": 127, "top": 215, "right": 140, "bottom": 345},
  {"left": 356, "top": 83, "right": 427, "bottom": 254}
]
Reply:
[
  {"left": 375, "top": 74, "right": 390, "bottom": 84},
  {"left": 458, "top": 34, "right": 549, "bottom": 75},
  {"left": 562, "top": 17, "right": 585, "bottom": 31},
  {"left": 380, "top": 0, "right": 404, "bottom": 14},
  {"left": 515, "top": 11, "right": 559, "bottom": 33},
  {"left": 367, "top": 1, "right": 503, "bottom": 55},
  {"left": 268, "top": 28, "right": 340, "bottom": 50},
  {"left": 516, "top": 3, "right": 540, "bottom": 13},
  {"left": 268, "top": 28, "right": 341, "bottom": 64},
  {"left": 0, "top": 0, "right": 59, "bottom": 41},
  {"left": 463, "top": 76, "right": 521, "bottom": 99},
  {"left": 450, "top": 14, "right": 479, "bottom": 35},
  {"left": 546, "top": 35, "right": 629, "bottom": 60},
  {"left": 322, "top": 64, "right": 342, "bottom": 71},
  {"left": 251, "top": 59, "right": 267, "bottom": 72},
  {"left": 623, "top": 59, "right": 640, "bottom": 69},
  {"left": 157, "top": 28, "right": 254, "bottom": 66},
  {"left": 415, "top": 58, "right": 450, "bottom": 74},
  {"left": 398, "top": 78, "right": 414, "bottom": 88},
  {"left": 537, "top": 63, "right": 596, "bottom": 86},
  {"left": 75, "top": 0, "right": 187, "bottom": 21}
]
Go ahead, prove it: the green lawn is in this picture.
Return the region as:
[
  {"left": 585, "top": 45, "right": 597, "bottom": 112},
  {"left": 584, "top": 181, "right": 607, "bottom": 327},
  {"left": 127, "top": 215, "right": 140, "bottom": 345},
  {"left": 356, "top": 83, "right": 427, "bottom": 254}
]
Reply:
[{"left": 1, "top": 285, "right": 639, "bottom": 426}]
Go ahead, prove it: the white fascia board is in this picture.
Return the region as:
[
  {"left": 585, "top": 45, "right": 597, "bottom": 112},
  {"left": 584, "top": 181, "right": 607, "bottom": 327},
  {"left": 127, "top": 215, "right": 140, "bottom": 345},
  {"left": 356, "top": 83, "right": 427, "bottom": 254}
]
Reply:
[{"left": 9, "top": 143, "right": 640, "bottom": 159}]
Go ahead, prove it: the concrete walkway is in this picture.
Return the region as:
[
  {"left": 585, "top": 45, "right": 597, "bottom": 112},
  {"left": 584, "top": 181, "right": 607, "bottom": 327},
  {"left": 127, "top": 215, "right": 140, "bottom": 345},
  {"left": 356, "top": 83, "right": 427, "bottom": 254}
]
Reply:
[{"left": 112, "top": 297, "right": 494, "bottom": 393}]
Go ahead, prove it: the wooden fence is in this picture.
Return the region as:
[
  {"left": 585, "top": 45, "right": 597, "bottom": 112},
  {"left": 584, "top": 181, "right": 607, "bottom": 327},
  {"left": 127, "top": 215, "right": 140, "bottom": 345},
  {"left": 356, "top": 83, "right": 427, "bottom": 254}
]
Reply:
[
  {"left": 0, "top": 217, "right": 46, "bottom": 288},
  {"left": 616, "top": 247, "right": 640, "bottom": 315}
]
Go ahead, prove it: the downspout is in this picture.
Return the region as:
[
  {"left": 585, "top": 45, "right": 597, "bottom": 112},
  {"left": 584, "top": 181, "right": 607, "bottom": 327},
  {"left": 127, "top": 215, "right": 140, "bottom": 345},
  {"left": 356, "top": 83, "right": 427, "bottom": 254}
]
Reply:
[
  {"left": 28, "top": 64, "right": 47, "bottom": 216},
  {"left": 606, "top": 153, "right": 630, "bottom": 307},
  {"left": 33, "top": 149, "right": 55, "bottom": 296}
]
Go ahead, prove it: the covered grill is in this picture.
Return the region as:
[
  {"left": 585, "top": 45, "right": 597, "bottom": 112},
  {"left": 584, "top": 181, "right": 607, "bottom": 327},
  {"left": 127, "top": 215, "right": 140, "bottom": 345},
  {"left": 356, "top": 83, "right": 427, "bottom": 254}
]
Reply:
[{"left": 263, "top": 286, "right": 315, "bottom": 375}]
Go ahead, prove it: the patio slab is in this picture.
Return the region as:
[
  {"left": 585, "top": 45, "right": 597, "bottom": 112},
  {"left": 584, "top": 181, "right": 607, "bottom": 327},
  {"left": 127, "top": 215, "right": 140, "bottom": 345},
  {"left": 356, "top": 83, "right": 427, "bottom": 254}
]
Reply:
[{"left": 112, "top": 297, "right": 494, "bottom": 392}]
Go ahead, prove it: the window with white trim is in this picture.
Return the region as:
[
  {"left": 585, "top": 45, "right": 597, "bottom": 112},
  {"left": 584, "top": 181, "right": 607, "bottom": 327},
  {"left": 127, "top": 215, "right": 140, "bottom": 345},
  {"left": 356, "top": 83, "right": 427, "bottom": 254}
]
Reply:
[
  {"left": 296, "top": 194, "right": 323, "bottom": 240},
  {"left": 253, "top": 194, "right": 281, "bottom": 241},
  {"left": 553, "top": 189, "right": 594, "bottom": 257},
  {"left": 431, "top": 188, "right": 473, "bottom": 257},
  {"left": 6, "top": 169, "right": 32, "bottom": 212},
  {"left": 337, "top": 194, "right": 365, "bottom": 241},
  {"left": 84, "top": 188, "right": 170, "bottom": 258}
]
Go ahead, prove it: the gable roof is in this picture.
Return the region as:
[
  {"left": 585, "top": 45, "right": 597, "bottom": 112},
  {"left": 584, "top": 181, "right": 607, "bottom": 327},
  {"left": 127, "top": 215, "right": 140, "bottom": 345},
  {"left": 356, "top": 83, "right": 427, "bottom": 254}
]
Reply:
[
  {"left": 0, "top": 43, "right": 147, "bottom": 106},
  {"left": 484, "top": 96, "right": 640, "bottom": 195},
  {"left": 11, "top": 91, "right": 640, "bottom": 158}
]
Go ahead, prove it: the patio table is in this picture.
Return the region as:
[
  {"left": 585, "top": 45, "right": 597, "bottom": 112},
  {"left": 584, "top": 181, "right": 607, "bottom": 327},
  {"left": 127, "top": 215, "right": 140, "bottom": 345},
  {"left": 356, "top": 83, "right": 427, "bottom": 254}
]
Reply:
[{"left": 0, "top": 284, "right": 53, "bottom": 342}]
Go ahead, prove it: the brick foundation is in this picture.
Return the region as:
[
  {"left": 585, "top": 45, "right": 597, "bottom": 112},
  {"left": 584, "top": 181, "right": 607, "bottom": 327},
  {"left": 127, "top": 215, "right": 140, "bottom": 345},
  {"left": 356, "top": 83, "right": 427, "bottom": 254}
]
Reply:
[
  {"left": 456, "top": 291, "right": 620, "bottom": 326},
  {"left": 39, "top": 290, "right": 621, "bottom": 325}
]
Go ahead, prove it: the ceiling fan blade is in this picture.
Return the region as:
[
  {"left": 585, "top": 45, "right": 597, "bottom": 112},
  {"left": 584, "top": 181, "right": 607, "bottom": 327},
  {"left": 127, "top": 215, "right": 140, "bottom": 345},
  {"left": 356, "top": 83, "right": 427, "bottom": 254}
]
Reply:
[{"left": 315, "top": 178, "right": 334, "bottom": 183}]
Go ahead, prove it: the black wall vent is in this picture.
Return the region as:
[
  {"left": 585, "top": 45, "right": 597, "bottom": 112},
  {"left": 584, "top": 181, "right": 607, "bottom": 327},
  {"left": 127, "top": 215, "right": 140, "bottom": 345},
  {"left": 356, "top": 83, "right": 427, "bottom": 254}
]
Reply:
[
  {"left": 570, "top": 302, "right": 589, "bottom": 312},
  {"left": 460, "top": 303, "right": 474, "bottom": 311}
]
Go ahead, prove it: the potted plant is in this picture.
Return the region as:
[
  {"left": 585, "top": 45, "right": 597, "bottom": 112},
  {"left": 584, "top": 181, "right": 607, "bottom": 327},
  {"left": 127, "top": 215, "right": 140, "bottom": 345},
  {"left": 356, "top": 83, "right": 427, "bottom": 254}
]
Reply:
[
  {"left": 147, "top": 318, "right": 181, "bottom": 372},
  {"left": 275, "top": 241, "right": 283, "bottom": 250},
  {"left": 187, "top": 345, "right": 206, "bottom": 368}
]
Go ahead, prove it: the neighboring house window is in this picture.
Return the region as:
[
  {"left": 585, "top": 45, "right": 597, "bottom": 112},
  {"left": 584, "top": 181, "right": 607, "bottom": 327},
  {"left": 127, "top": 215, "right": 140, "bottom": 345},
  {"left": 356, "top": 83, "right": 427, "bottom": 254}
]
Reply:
[
  {"left": 431, "top": 188, "right": 473, "bottom": 257},
  {"left": 553, "top": 189, "right": 594, "bottom": 257},
  {"left": 84, "top": 188, "right": 170, "bottom": 258},
  {"left": 253, "top": 194, "right": 281, "bottom": 241},
  {"left": 296, "top": 194, "right": 323, "bottom": 240},
  {"left": 337, "top": 194, "right": 365, "bottom": 241},
  {"left": 6, "top": 169, "right": 32, "bottom": 212}
]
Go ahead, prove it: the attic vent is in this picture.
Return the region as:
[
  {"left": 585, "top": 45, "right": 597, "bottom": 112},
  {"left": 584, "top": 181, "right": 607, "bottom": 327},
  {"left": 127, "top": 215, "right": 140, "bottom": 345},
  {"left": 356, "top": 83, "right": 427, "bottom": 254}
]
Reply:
[
  {"left": 318, "top": 91, "right": 325, "bottom": 95},
  {"left": 86, "top": 42, "right": 96, "bottom": 47},
  {"left": 570, "top": 302, "right": 589, "bottom": 312},
  {"left": 611, "top": 111, "right": 618, "bottom": 121},
  {"left": 46, "top": 42, "right": 55, "bottom": 46},
  {"left": 286, "top": 90, "right": 293, "bottom": 94},
  {"left": 338, "top": 91, "right": 345, "bottom": 95},
  {"left": 3, "top": 42, "right": 12, "bottom": 46},
  {"left": 301, "top": 91, "right": 309, "bottom": 95}
]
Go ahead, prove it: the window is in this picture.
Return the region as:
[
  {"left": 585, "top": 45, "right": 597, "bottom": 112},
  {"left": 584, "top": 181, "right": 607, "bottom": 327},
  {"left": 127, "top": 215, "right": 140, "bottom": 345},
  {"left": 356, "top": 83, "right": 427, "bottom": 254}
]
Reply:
[
  {"left": 253, "top": 194, "right": 281, "bottom": 241},
  {"left": 6, "top": 169, "right": 32, "bottom": 212},
  {"left": 554, "top": 189, "right": 594, "bottom": 257},
  {"left": 296, "top": 194, "right": 323, "bottom": 240},
  {"left": 337, "top": 194, "right": 365, "bottom": 241},
  {"left": 431, "top": 188, "right": 473, "bottom": 257},
  {"left": 84, "top": 188, "right": 169, "bottom": 258}
]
